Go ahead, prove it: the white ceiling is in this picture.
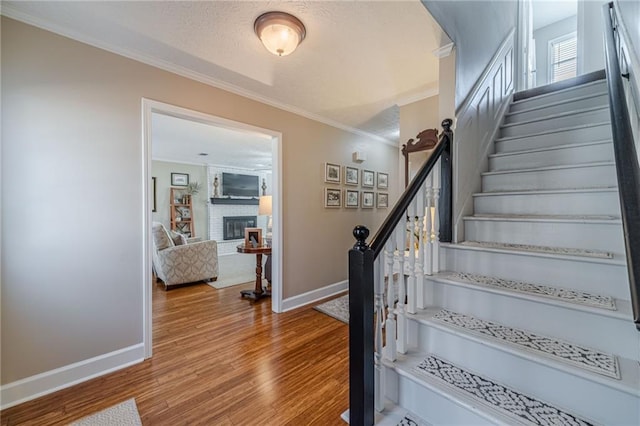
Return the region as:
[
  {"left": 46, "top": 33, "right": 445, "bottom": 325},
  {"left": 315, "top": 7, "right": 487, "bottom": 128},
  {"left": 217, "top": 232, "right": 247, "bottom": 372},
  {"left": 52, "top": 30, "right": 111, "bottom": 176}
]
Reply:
[
  {"left": 3, "top": 0, "right": 446, "bottom": 152},
  {"left": 532, "top": 0, "right": 577, "bottom": 31}
]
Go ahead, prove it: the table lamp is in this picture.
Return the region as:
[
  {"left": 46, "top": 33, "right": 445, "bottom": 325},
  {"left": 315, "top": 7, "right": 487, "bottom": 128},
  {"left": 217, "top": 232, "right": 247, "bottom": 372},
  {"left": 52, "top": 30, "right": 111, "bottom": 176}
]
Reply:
[{"left": 258, "top": 195, "right": 273, "bottom": 245}]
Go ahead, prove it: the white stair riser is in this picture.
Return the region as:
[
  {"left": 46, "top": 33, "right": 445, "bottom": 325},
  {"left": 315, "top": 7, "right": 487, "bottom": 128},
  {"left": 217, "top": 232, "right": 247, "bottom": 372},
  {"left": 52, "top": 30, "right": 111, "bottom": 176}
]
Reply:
[
  {"left": 489, "top": 142, "right": 614, "bottom": 171},
  {"left": 408, "top": 321, "right": 639, "bottom": 425},
  {"left": 422, "top": 280, "right": 639, "bottom": 359},
  {"left": 500, "top": 108, "right": 610, "bottom": 138},
  {"left": 473, "top": 190, "right": 621, "bottom": 216},
  {"left": 441, "top": 245, "right": 630, "bottom": 300},
  {"left": 384, "top": 367, "right": 496, "bottom": 425},
  {"left": 510, "top": 81, "right": 607, "bottom": 112},
  {"left": 495, "top": 123, "right": 612, "bottom": 153},
  {"left": 482, "top": 164, "right": 617, "bottom": 191},
  {"left": 505, "top": 93, "right": 609, "bottom": 124},
  {"left": 463, "top": 219, "right": 625, "bottom": 253}
]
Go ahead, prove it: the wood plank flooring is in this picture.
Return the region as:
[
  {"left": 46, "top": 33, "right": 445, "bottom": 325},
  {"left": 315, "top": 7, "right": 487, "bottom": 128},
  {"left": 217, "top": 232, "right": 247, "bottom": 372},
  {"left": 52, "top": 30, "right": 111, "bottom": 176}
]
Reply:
[{"left": 1, "top": 282, "right": 349, "bottom": 425}]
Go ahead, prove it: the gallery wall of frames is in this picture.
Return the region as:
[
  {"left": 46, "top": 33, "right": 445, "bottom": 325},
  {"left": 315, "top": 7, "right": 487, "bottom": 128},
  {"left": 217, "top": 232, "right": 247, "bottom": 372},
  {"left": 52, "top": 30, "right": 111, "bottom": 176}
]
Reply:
[{"left": 323, "top": 162, "right": 389, "bottom": 209}]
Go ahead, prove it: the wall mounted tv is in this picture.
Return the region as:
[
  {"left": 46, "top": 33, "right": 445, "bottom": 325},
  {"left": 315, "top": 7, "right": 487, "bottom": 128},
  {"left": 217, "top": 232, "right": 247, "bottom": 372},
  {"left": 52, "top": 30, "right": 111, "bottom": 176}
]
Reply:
[{"left": 222, "top": 173, "right": 259, "bottom": 198}]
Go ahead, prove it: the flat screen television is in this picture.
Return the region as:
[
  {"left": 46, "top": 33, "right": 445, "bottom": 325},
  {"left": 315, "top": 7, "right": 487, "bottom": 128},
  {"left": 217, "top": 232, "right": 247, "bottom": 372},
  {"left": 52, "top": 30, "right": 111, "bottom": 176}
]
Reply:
[{"left": 222, "top": 173, "right": 259, "bottom": 197}]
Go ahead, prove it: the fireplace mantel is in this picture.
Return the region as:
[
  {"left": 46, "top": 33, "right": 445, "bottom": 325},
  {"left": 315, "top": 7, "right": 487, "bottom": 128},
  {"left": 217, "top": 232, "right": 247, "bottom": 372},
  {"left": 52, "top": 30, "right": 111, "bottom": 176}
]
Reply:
[{"left": 210, "top": 197, "right": 259, "bottom": 205}]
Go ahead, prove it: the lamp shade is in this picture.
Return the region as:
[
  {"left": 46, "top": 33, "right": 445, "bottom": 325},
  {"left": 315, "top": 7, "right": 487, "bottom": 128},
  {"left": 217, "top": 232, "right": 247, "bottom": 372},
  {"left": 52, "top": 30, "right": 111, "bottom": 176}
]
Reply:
[
  {"left": 254, "top": 12, "right": 306, "bottom": 57},
  {"left": 258, "top": 195, "right": 273, "bottom": 215}
]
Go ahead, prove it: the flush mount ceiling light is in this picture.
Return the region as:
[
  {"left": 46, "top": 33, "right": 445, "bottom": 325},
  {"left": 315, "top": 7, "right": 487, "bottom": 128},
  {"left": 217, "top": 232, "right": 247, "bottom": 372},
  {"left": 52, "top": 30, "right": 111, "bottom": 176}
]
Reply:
[{"left": 254, "top": 11, "right": 306, "bottom": 57}]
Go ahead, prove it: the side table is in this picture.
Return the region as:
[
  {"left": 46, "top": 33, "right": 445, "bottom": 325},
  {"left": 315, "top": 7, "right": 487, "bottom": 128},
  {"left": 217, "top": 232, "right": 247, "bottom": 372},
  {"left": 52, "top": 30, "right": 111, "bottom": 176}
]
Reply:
[{"left": 237, "top": 244, "right": 272, "bottom": 301}]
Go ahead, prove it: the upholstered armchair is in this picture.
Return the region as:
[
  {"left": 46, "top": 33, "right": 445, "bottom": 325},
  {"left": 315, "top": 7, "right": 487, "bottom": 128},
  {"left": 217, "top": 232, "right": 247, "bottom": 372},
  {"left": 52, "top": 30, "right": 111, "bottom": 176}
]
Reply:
[{"left": 152, "top": 222, "right": 218, "bottom": 289}]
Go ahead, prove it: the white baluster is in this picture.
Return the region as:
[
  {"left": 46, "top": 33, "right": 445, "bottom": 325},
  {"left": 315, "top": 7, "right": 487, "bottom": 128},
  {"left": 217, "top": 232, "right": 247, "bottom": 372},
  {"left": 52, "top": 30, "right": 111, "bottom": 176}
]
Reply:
[
  {"left": 374, "top": 258, "right": 385, "bottom": 412},
  {"left": 406, "top": 197, "right": 418, "bottom": 315},
  {"left": 415, "top": 183, "right": 426, "bottom": 310},
  {"left": 424, "top": 174, "right": 434, "bottom": 276},
  {"left": 383, "top": 239, "right": 396, "bottom": 361},
  {"left": 395, "top": 222, "right": 407, "bottom": 354},
  {"left": 433, "top": 159, "right": 442, "bottom": 274}
]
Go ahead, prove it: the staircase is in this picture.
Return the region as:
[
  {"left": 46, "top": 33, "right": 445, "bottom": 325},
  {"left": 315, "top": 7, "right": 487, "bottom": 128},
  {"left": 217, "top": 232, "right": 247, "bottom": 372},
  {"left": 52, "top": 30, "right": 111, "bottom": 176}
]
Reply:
[{"left": 381, "top": 76, "right": 640, "bottom": 425}]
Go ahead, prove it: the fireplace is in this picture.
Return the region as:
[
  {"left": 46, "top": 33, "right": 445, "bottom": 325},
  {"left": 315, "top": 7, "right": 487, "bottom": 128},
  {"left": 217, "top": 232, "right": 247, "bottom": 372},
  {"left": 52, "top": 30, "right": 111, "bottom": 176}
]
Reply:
[{"left": 223, "top": 216, "right": 257, "bottom": 240}]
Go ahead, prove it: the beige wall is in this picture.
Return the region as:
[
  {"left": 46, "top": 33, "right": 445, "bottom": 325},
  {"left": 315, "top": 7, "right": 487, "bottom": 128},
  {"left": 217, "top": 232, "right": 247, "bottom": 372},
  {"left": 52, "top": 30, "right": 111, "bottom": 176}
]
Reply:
[
  {"left": 151, "top": 161, "right": 208, "bottom": 239},
  {"left": 398, "top": 95, "right": 440, "bottom": 189},
  {"left": 1, "top": 18, "right": 398, "bottom": 386}
]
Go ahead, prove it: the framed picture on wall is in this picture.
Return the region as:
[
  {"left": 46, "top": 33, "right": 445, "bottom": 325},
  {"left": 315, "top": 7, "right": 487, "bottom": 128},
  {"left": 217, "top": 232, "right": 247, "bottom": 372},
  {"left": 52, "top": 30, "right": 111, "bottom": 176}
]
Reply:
[
  {"left": 377, "top": 192, "right": 389, "bottom": 208},
  {"left": 244, "top": 227, "right": 263, "bottom": 248},
  {"left": 362, "top": 170, "right": 375, "bottom": 187},
  {"left": 362, "top": 191, "right": 375, "bottom": 208},
  {"left": 171, "top": 172, "right": 189, "bottom": 186},
  {"left": 324, "top": 163, "right": 341, "bottom": 183},
  {"left": 324, "top": 188, "right": 341, "bottom": 208},
  {"left": 377, "top": 172, "right": 389, "bottom": 189},
  {"left": 152, "top": 177, "right": 157, "bottom": 212},
  {"left": 345, "top": 189, "right": 359, "bottom": 208},
  {"left": 344, "top": 166, "right": 359, "bottom": 186}
]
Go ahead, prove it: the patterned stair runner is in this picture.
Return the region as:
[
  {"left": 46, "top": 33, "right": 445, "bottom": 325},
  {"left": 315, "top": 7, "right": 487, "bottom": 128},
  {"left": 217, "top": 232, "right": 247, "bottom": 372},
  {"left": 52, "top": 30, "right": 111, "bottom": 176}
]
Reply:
[
  {"left": 414, "top": 355, "right": 595, "bottom": 426},
  {"left": 442, "top": 272, "right": 616, "bottom": 310},
  {"left": 433, "top": 310, "right": 620, "bottom": 379},
  {"left": 459, "top": 241, "right": 613, "bottom": 259}
]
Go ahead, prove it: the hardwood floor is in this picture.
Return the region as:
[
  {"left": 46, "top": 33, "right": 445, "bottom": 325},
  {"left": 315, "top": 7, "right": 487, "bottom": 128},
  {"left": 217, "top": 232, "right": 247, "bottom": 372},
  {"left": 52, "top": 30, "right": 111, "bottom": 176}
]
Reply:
[{"left": 1, "top": 282, "right": 349, "bottom": 425}]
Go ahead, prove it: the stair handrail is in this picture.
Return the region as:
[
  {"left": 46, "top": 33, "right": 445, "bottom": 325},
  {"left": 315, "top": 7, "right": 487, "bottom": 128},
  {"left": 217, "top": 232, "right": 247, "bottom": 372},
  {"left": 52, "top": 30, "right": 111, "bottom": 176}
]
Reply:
[
  {"left": 348, "top": 119, "right": 453, "bottom": 425},
  {"left": 602, "top": 2, "right": 640, "bottom": 331}
]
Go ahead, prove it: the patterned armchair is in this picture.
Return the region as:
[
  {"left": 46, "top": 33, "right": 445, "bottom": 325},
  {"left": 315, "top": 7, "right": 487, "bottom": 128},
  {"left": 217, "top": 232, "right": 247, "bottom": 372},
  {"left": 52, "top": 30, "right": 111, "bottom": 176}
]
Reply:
[{"left": 152, "top": 222, "right": 218, "bottom": 289}]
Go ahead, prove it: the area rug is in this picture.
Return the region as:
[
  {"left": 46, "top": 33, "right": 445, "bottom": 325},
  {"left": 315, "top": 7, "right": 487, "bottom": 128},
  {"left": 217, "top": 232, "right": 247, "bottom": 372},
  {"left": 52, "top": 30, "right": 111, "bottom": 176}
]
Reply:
[
  {"left": 208, "top": 253, "right": 257, "bottom": 289},
  {"left": 314, "top": 294, "right": 349, "bottom": 324},
  {"left": 70, "top": 398, "right": 142, "bottom": 425}
]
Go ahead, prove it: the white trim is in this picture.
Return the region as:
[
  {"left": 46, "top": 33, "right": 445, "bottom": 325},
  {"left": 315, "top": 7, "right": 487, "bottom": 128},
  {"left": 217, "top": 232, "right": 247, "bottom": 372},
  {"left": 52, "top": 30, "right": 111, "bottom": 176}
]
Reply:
[
  {"left": 281, "top": 280, "right": 348, "bottom": 312},
  {"left": 1, "top": 4, "right": 396, "bottom": 148},
  {"left": 432, "top": 42, "right": 455, "bottom": 59},
  {"left": 0, "top": 344, "right": 144, "bottom": 410},
  {"left": 152, "top": 157, "right": 269, "bottom": 171},
  {"left": 142, "top": 99, "right": 284, "bottom": 347}
]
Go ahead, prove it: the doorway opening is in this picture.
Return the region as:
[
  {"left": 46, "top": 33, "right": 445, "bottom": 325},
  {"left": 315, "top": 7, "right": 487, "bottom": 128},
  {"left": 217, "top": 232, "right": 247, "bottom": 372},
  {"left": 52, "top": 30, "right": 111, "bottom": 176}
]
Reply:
[{"left": 142, "top": 99, "right": 283, "bottom": 358}]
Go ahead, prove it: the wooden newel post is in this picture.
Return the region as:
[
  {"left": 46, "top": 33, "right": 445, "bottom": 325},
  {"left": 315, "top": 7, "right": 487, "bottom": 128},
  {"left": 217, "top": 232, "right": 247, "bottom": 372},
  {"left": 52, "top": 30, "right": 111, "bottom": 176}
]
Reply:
[
  {"left": 439, "top": 118, "right": 453, "bottom": 243},
  {"left": 348, "top": 225, "right": 375, "bottom": 426}
]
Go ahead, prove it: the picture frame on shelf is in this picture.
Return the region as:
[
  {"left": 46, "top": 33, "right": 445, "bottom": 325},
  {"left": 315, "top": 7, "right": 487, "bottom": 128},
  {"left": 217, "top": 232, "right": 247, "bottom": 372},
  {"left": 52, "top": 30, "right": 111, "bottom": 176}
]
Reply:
[
  {"left": 324, "top": 188, "right": 342, "bottom": 208},
  {"left": 244, "top": 227, "right": 263, "bottom": 248},
  {"left": 377, "top": 172, "right": 389, "bottom": 189},
  {"left": 324, "top": 162, "right": 341, "bottom": 183},
  {"left": 344, "top": 166, "right": 359, "bottom": 186},
  {"left": 362, "top": 191, "right": 375, "bottom": 208},
  {"left": 377, "top": 192, "right": 389, "bottom": 208},
  {"left": 171, "top": 172, "right": 189, "bottom": 186},
  {"left": 345, "top": 189, "right": 359, "bottom": 208},
  {"left": 362, "top": 169, "right": 375, "bottom": 187}
]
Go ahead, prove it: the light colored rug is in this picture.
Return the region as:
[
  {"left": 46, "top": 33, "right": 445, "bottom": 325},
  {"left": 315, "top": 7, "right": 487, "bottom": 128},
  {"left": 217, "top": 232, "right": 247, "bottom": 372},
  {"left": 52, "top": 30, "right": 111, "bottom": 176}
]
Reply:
[
  {"left": 69, "top": 398, "right": 141, "bottom": 425},
  {"left": 209, "top": 253, "right": 257, "bottom": 289},
  {"left": 314, "top": 294, "right": 349, "bottom": 324}
]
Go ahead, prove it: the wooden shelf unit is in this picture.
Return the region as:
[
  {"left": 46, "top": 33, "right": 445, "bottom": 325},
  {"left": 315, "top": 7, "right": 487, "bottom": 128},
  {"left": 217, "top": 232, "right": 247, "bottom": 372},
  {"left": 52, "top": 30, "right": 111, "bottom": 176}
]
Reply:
[{"left": 170, "top": 187, "right": 194, "bottom": 238}]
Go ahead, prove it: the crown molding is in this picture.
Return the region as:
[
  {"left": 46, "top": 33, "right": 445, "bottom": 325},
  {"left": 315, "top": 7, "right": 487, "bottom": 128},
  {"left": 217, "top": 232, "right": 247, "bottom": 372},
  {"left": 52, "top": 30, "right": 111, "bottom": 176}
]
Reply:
[
  {"left": 432, "top": 42, "right": 455, "bottom": 58},
  {"left": 1, "top": 5, "right": 397, "bottom": 147}
]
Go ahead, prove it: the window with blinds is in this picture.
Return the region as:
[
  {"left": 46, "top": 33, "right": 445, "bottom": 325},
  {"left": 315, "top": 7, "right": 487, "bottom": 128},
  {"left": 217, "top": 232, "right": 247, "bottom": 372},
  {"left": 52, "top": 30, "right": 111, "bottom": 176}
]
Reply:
[{"left": 549, "top": 32, "right": 577, "bottom": 83}]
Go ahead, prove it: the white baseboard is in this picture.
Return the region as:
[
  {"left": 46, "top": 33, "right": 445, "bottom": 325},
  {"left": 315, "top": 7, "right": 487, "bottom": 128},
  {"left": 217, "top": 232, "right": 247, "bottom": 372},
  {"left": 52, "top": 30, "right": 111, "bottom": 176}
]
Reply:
[
  {"left": 0, "top": 343, "right": 145, "bottom": 410},
  {"left": 281, "top": 280, "right": 348, "bottom": 312}
]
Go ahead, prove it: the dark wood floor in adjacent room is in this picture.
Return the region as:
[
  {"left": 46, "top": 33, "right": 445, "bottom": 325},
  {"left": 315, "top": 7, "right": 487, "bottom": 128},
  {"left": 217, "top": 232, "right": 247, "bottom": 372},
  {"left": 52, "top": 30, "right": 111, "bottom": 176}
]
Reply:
[{"left": 1, "top": 282, "right": 349, "bottom": 425}]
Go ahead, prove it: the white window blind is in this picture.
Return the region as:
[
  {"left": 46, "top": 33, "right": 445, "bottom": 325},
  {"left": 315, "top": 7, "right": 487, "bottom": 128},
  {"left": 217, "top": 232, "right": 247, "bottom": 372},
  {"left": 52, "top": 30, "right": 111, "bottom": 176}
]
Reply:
[{"left": 549, "top": 33, "right": 577, "bottom": 83}]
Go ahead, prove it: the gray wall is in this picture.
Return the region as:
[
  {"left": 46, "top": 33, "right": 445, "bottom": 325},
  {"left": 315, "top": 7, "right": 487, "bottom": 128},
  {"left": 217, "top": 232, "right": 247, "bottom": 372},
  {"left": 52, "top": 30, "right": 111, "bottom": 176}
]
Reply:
[
  {"left": 1, "top": 17, "right": 398, "bottom": 389},
  {"left": 422, "top": 0, "right": 517, "bottom": 108},
  {"left": 615, "top": 0, "right": 639, "bottom": 60},
  {"left": 534, "top": 16, "right": 577, "bottom": 87}
]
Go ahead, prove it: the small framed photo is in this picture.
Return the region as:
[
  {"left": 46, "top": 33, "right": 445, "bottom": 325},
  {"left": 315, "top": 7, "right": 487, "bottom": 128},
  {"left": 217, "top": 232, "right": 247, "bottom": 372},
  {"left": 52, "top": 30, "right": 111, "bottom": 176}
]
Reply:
[
  {"left": 362, "top": 191, "right": 375, "bottom": 208},
  {"left": 171, "top": 173, "right": 189, "bottom": 186},
  {"left": 324, "top": 188, "right": 342, "bottom": 208},
  {"left": 377, "top": 192, "right": 389, "bottom": 208},
  {"left": 345, "top": 189, "right": 359, "bottom": 208},
  {"left": 344, "top": 166, "right": 359, "bottom": 186},
  {"left": 244, "top": 227, "right": 263, "bottom": 247},
  {"left": 325, "top": 162, "right": 341, "bottom": 183},
  {"left": 377, "top": 172, "right": 389, "bottom": 189},
  {"left": 362, "top": 170, "right": 375, "bottom": 188}
]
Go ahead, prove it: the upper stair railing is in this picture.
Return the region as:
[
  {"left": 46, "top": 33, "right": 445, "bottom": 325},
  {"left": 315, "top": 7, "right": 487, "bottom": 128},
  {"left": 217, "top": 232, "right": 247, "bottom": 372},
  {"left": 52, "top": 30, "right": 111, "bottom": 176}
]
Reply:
[
  {"left": 602, "top": 1, "right": 640, "bottom": 331},
  {"left": 347, "top": 119, "right": 453, "bottom": 425}
]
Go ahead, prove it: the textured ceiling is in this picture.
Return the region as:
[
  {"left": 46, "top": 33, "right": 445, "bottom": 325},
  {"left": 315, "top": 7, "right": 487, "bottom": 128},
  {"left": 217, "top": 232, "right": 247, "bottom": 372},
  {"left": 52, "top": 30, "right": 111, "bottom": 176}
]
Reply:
[{"left": 3, "top": 0, "right": 446, "bottom": 145}]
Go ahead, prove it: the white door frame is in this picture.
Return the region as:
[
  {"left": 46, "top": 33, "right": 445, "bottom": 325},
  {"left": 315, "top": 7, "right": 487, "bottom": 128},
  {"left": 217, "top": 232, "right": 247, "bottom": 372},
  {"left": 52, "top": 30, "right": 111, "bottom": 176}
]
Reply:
[
  {"left": 141, "top": 98, "right": 283, "bottom": 358},
  {"left": 516, "top": 0, "right": 534, "bottom": 91}
]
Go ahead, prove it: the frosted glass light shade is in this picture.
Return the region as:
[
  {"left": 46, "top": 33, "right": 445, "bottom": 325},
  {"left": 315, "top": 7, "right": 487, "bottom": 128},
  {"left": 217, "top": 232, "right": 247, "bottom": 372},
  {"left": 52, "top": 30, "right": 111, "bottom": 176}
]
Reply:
[{"left": 254, "top": 12, "right": 306, "bottom": 57}]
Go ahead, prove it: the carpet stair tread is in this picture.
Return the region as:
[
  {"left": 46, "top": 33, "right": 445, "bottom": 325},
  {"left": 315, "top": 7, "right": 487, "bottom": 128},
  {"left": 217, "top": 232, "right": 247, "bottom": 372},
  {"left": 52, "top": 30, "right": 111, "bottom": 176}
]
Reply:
[{"left": 457, "top": 241, "right": 613, "bottom": 259}]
